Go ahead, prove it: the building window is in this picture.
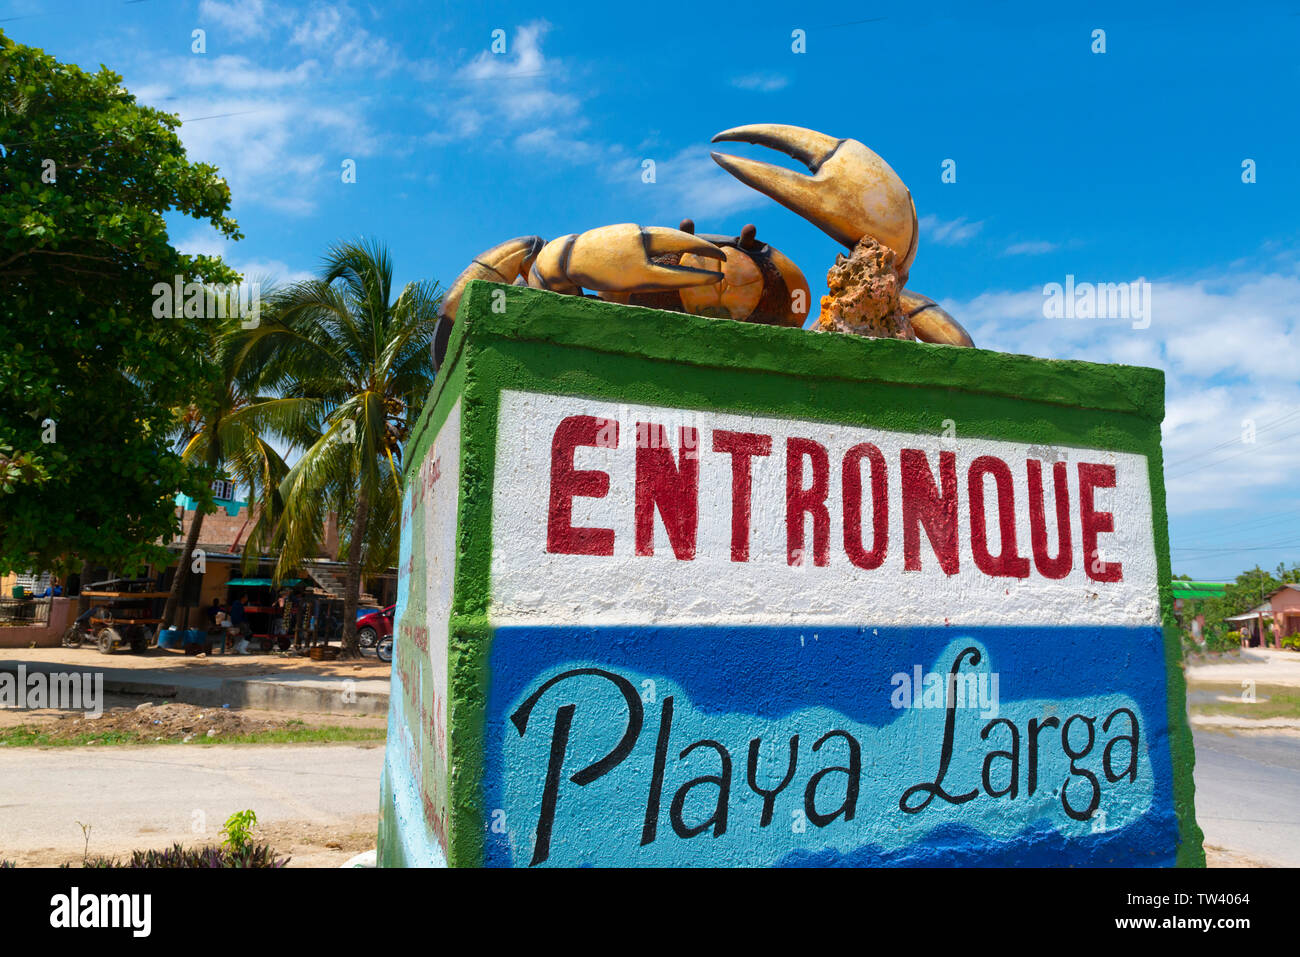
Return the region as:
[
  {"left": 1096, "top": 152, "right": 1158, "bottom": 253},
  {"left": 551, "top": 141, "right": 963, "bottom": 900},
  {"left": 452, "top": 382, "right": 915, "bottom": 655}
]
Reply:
[{"left": 212, "top": 479, "right": 236, "bottom": 501}]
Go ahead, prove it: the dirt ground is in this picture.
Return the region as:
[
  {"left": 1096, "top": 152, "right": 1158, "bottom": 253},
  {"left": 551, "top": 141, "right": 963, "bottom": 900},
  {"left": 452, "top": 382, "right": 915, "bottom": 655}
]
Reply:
[
  {"left": 3, "top": 644, "right": 390, "bottom": 679},
  {"left": 0, "top": 693, "right": 386, "bottom": 741},
  {"left": 1204, "top": 845, "right": 1275, "bottom": 868},
  {"left": 7, "top": 815, "right": 378, "bottom": 869},
  {"left": 1186, "top": 647, "right": 1300, "bottom": 688}
]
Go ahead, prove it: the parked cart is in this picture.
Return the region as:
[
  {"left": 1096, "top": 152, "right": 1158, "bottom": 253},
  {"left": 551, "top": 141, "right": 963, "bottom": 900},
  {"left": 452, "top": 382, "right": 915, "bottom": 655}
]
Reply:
[{"left": 62, "top": 578, "right": 167, "bottom": 654}]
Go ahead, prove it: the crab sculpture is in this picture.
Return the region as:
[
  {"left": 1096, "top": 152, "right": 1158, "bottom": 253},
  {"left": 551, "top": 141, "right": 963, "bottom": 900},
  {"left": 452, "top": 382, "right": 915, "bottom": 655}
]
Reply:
[{"left": 436, "top": 124, "right": 972, "bottom": 367}]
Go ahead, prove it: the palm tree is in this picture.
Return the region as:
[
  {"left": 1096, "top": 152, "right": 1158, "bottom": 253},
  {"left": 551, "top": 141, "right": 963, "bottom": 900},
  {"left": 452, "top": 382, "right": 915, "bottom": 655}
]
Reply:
[
  {"left": 159, "top": 292, "right": 289, "bottom": 631},
  {"left": 250, "top": 240, "right": 440, "bottom": 657}
]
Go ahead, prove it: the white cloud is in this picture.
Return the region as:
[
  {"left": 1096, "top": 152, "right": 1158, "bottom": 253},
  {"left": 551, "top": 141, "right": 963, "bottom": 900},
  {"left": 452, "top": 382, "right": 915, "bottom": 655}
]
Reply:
[
  {"left": 730, "top": 73, "right": 789, "bottom": 92},
  {"left": 427, "top": 20, "right": 582, "bottom": 144},
  {"left": 944, "top": 254, "right": 1300, "bottom": 518},
  {"left": 649, "top": 148, "right": 766, "bottom": 220},
  {"left": 174, "top": 228, "right": 312, "bottom": 287},
  {"left": 199, "top": 0, "right": 278, "bottom": 39},
  {"left": 178, "top": 55, "right": 317, "bottom": 91},
  {"left": 288, "top": 2, "right": 400, "bottom": 72},
  {"left": 236, "top": 259, "right": 315, "bottom": 287},
  {"left": 153, "top": 93, "right": 331, "bottom": 214},
  {"left": 128, "top": 4, "right": 388, "bottom": 217},
  {"left": 1004, "top": 240, "right": 1058, "bottom": 256},
  {"left": 919, "top": 214, "right": 982, "bottom": 245},
  {"left": 421, "top": 24, "right": 769, "bottom": 223}
]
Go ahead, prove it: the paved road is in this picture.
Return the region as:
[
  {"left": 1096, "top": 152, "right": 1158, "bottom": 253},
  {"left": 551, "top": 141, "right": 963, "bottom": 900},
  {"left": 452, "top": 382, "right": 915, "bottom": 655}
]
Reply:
[
  {"left": 4, "top": 733, "right": 1296, "bottom": 867},
  {"left": 1194, "top": 730, "right": 1300, "bottom": 866},
  {"left": 0, "top": 743, "right": 384, "bottom": 860}
]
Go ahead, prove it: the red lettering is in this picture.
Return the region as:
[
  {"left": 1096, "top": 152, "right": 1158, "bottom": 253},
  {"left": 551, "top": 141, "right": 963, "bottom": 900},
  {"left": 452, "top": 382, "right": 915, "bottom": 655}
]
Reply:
[
  {"left": 1028, "top": 460, "right": 1072, "bottom": 579},
  {"left": 712, "top": 430, "right": 772, "bottom": 562},
  {"left": 635, "top": 424, "right": 700, "bottom": 559},
  {"left": 546, "top": 415, "right": 618, "bottom": 555},
  {"left": 786, "top": 438, "right": 830, "bottom": 566},
  {"left": 1078, "top": 462, "right": 1122, "bottom": 582},
  {"left": 900, "top": 449, "right": 959, "bottom": 575},
  {"left": 842, "top": 443, "right": 888, "bottom": 570},
  {"left": 968, "top": 455, "right": 1030, "bottom": 578}
]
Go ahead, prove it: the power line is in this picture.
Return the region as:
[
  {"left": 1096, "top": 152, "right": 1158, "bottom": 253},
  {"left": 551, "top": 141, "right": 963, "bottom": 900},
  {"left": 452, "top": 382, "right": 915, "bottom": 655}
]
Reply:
[
  {"left": 1172, "top": 544, "right": 1299, "bottom": 554},
  {"left": 1174, "top": 510, "right": 1300, "bottom": 544},
  {"left": 1163, "top": 407, "right": 1300, "bottom": 470},
  {"left": 1165, "top": 423, "right": 1300, "bottom": 481},
  {"left": 0, "top": 109, "right": 264, "bottom": 151}
]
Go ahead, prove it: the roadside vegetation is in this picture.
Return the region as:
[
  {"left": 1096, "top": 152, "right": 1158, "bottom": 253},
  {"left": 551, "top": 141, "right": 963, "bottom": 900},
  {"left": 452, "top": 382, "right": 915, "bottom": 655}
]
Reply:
[
  {"left": 3, "top": 810, "right": 291, "bottom": 868},
  {"left": 1188, "top": 683, "right": 1300, "bottom": 722}
]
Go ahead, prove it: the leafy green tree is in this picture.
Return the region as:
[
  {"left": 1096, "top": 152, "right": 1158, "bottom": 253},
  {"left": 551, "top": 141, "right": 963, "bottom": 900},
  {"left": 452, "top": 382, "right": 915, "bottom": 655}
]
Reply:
[
  {"left": 0, "top": 31, "right": 240, "bottom": 575},
  {"left": 248, "top": 240, "right": 440, "bottom": 657}
]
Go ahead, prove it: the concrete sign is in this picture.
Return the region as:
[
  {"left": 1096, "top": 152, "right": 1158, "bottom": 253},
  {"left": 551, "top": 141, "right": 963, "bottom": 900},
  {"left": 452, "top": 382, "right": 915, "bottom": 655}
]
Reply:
[{"left": 378, "top": 282, "right": 1203, "bottom": 868}]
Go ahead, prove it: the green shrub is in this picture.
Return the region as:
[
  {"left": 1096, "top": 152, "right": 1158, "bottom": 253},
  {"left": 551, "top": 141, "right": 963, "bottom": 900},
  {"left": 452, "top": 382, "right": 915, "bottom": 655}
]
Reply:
[
  {"left": 1203, "top": 629, "right": 1242, "bottom": 654},
  {"left": 222, "top": 809, "right": 257, "bottom": 854}
]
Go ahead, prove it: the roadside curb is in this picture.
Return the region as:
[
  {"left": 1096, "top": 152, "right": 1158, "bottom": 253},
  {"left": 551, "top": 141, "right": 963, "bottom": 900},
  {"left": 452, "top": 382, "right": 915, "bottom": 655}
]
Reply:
[
  {"left": 1191, "top": 715, "right": 1300, "bottom": 731},
  {"left": 0, "top": 659, "right": 390, "bottom": 715}
]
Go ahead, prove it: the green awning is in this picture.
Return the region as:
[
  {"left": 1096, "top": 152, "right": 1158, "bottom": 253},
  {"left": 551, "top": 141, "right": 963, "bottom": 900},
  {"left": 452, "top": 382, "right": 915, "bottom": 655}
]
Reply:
[{"left": 225, "top": 578, "right": 304, "bottom": 588}]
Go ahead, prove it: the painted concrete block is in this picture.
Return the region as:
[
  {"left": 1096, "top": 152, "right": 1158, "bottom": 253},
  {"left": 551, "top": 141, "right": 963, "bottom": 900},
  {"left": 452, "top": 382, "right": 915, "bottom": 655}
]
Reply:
[{"left": 378, "top": 282, "right": 1203, "bottom": 868}]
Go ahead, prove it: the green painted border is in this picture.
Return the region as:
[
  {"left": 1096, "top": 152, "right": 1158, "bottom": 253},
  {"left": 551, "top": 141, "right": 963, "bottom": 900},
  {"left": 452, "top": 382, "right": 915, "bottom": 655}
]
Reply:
[
  {"left": 412, "top": 280, "right": 1203, "bottom": 867},
  {"left": 377, "top": 342, "right": 467, "bottom": 867}
]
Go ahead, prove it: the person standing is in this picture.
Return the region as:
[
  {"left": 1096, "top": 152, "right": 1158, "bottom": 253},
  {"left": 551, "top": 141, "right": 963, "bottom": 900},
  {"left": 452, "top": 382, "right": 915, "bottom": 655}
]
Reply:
[
  {"left": 272, "top": 589, "right": 290, "bottom": 651},
  {"left": 229, "top": 593, "right": 251, "bottom": 654},
  {"left": 291, "top": 588, "right": 310, "bottom": 651}
]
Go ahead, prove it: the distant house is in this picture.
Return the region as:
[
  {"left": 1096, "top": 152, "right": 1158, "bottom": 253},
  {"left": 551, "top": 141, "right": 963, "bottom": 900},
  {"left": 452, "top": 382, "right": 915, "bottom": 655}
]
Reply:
[
  {"left": 1220, "top": 586, "right": 1300, "bottom": 648},
  {"left": 155, "top": 478, "right": 394, "bottom": 629},
  {"left": 1265, "top": 584, "right": 1300, "bottom": 642}
]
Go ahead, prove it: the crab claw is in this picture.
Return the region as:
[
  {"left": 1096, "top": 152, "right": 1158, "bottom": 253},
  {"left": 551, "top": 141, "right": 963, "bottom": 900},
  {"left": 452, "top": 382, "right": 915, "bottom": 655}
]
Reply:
[
  {"left": 711, "top": 124, "right": 918, "bottom": 273},
  {"left": 440, "top": 235, "right": 546, "bottom": 322},
  {"left": 529, "top": 224, "right": 725, "bottom": 294},
  {"left": 900, "top": 290, "right": 975, "bottom": 348}
]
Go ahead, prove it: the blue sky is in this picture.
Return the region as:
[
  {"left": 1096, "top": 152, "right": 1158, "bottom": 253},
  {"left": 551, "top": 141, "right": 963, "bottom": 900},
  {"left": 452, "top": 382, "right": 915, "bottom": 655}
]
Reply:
[{"left": 7, "top": 0, "right": 1300, "bottom": 580}]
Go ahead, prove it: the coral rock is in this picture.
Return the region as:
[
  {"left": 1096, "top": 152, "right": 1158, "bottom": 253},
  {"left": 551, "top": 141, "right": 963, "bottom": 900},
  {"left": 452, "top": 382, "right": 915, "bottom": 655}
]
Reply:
[{"left": 815, "top": 236, "right": 914, "bottom": 340}]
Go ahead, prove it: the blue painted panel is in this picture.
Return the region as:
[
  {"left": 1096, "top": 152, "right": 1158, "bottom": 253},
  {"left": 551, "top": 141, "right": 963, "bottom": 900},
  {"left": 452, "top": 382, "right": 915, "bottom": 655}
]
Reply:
[{"left": 483, "top": 625, "right": 1178, "bottom": 867}]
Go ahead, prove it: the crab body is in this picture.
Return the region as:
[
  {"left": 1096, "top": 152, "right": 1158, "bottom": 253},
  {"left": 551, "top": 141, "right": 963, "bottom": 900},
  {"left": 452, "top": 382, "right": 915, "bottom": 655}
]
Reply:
[{"left": 598, "top": 221, "right": 810, "bottom": 327}]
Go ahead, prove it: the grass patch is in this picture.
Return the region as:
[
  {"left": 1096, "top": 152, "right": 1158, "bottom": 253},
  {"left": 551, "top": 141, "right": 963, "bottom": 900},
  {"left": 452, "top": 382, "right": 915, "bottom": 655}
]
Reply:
[
  {"left": 0, "top": 724, "right": 385, "bottom": 748},
  {"left": 1189, "top": 683, "right": 1300, "bottom": 720}
]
